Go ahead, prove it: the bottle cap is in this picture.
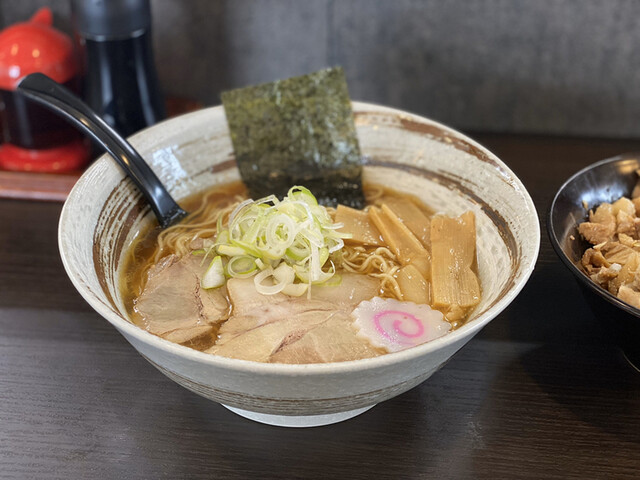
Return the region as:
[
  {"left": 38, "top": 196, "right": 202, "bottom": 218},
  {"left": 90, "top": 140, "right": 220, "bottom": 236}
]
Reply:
[{"left": 71, "top": 0, "right": 151, "bottom": 40}]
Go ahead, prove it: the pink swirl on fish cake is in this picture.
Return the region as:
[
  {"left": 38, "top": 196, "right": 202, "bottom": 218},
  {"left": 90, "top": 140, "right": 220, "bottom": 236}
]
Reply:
[
  {"left": 353, "top": 298, "right": 451, "bottom": 352},
  {"left": 373, "top": 310, "right": 425, "bottom": 344}
]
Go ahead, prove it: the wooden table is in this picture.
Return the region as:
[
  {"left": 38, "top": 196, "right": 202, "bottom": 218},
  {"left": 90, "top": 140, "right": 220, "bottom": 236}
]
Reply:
[{"left": 1, "top": 134, "right": 639, "bottom": 479}]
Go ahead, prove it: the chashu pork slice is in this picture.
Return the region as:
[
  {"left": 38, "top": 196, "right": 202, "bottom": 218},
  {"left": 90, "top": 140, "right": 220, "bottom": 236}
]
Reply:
[
  {"left": 207, "top": 272, "right": 381, "bottom": 363},
  {"left": 215, "top": 278, "right": 332, "bottom": 344},
  {"left": 269, "top": 312, "right": 381, "bottom": 364},
  {"left": 134, "top": 254, "right": 229, "bottom": 344},
  {"left": 215, "top": 272, "right": 380, "bottom": 344},
  {"left": 208, "top": 311, "right": 333, "bottom": 362}
]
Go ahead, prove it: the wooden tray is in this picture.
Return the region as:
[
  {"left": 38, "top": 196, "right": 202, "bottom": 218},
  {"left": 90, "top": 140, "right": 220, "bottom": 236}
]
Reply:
[{"left": 0, "top": 170, "right": 82, "bottom": 202}]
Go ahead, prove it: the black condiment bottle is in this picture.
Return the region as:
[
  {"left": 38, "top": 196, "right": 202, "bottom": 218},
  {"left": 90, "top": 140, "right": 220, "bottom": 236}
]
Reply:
[{"left": 70, "top": 0, "right": 165, "bottom": 138}]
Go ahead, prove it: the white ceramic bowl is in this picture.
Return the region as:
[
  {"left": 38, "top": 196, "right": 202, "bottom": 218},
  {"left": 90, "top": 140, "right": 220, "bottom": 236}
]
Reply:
[{"left": 59, "top": 102, "right": 539, "bottom": 427}]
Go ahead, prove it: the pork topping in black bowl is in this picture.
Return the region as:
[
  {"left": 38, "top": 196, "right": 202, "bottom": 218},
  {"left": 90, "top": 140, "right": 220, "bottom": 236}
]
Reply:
[{"left": 548, "top": 153, "right": 640, "bottom": 370}]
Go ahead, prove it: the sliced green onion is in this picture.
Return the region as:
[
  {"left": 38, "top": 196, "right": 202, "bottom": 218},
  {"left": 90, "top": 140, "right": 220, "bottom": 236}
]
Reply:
[
  {"left": 228, "top": 198, "right": 254, "bottom": 225},
  {"left": 230, "top": 239, "right": 262, "bottom": 257},
  {"left": 215, "top": 230, "right": 229, "bottom": 245},
  {"left": 226, "top": 255, "right": 257, "bottom": 278},
  {"left": 202, "top": 256, "right": 225, "bottom": 289},
  {"left": 288, "top": 185, "right": 318, "bottom": 205},
  {"left": 266, "top": 214, "right": 296, "bottom": 249},
  {"left": 241, "top": 215, "right": 266, "bottom": 245},
  {"left": 282, "top": 283, "right": 309, "bottom": 297},
  {"left": 218, "top": 244, "right": 247, "bottom": 257},
  {"left": 254, "top": 267, "right": 287, "bottom": 295},
  {"left": 286, "top": 240, "right": 310, "bottom": 262},
  {"left": 212, "top": 185, "right": 351, "bottom": 296},
  {"left": 319, "top": 246, "right": 329, "bottom": 266},
  {"left": 294, "top": 260, "right": 336, "bottom": 284},
  {"left": 273, "top": 263, "right": 295, "bottom": 285}
]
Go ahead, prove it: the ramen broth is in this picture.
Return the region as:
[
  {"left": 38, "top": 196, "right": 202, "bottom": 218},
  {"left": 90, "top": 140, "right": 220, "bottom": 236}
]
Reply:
[{"left": 120, "top": 182, "right": 481, "bottom": 363}]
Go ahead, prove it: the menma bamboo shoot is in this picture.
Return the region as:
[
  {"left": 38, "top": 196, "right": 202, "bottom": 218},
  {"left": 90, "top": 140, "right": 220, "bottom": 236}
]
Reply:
[
  {"left": 382, "top": 196, "right": 431, "bottom": 248},
  {"left": 368, "top": 205, "right": 431, "bottom": 280},
  {"left": 430, "top": 211, "right": 480, "bottom": 309},
  {"left": 396, "top": 264, "right": 430, "bottom": 304},
  {"left": 335, "top": 205, "right": 384, "bottom": 246}
]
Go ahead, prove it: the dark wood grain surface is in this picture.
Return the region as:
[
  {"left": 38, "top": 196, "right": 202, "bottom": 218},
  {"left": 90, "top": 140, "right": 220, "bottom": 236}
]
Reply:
[
  {"left": 0, "top": 171, "right": 82, "bottom": 202},
  {"left": 1, "top": 134, "right": 639, "bottom": 479}
]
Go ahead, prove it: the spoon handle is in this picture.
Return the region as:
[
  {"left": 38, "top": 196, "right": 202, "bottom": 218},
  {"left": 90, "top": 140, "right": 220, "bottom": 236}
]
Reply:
[{"left": 17, "top": 73, "right": 187, "bottom": 228}]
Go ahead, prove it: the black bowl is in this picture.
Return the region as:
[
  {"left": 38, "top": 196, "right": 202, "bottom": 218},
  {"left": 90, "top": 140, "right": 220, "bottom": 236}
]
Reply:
[{"left": 548, "top": 153, "right": 640, "bottom": 370}]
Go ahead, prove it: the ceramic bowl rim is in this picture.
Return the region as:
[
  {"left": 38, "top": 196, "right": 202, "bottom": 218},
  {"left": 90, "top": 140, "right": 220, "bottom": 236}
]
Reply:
[{"left": 58, "top": 101, "right": 541, "bottom": 376}]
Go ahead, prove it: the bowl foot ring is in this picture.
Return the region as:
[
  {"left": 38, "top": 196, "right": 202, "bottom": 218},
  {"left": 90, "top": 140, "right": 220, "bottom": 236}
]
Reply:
[{"left": 222, "top": 404, "right": 376, "bottom": 427}]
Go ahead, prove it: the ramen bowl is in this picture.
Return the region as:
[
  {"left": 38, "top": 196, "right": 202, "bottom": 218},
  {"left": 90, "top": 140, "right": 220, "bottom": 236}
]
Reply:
[
  {"left": 59, "top": 102, "right": 539, "bottom": 427},
  {"left": 548, "top": 153, "right": 640, "bottom": 370}
]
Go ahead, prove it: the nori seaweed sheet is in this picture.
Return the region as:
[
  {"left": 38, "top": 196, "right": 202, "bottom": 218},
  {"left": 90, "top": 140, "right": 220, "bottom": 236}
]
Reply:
[{"left": 221, "top": 67, "right": 364, "bottom": 208}]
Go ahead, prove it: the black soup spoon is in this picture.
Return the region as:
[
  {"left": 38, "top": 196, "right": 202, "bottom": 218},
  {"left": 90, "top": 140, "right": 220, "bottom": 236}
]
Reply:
[{"left": 17, "top": 73, "right": 187, "bottom": 228}]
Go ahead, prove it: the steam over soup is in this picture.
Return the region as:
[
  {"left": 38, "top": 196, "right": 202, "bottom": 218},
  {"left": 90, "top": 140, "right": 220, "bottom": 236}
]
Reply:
[{"left": 121, "top": 182, "right": 481, "bottom": 363}]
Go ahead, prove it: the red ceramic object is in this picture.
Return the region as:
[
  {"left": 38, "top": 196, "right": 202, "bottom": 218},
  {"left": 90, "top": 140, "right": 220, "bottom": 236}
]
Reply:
[
  {"left": 0, "top": 8, "right": 78, "bottom": 89},
  {"left": 0, "top": 8, "right": 88, "bottom": 172},
  {"left": 0, "top": 140, "right": 87, "bottom": 172}
]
